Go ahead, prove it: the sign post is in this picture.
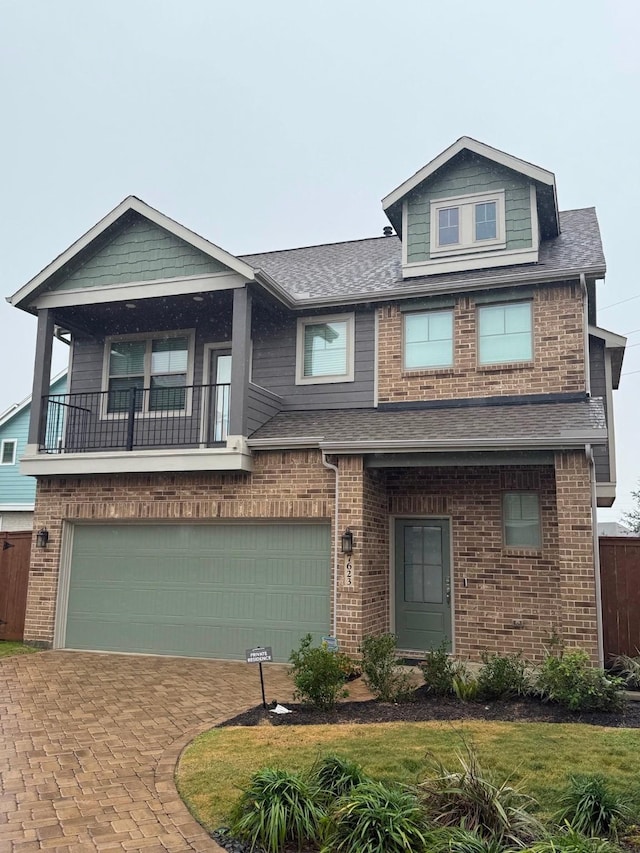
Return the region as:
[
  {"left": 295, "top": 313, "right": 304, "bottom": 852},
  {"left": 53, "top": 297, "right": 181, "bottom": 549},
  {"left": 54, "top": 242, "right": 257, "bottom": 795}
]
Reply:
[{"left": 245, "top": 646, "right": 273, "bottom": 709}]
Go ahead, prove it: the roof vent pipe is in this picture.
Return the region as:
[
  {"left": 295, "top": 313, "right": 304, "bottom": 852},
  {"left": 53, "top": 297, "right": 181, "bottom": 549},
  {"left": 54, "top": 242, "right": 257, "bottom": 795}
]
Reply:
[{"left": 383, "top": 226, "right": 393, "bottom": 237}]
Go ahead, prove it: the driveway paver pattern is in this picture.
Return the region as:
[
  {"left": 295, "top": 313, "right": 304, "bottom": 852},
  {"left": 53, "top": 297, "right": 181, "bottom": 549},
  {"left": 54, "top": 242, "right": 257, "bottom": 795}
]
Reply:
[{"left": 0, "top": 651, "right": 300, "bottom": 852}]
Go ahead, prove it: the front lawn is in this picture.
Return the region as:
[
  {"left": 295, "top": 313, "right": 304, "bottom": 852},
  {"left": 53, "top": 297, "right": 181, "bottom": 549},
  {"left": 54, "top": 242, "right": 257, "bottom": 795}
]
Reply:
[
  {"left": 176, "top": 720, "right": 640, "bottom": 833},
  {"left": 0, "top": 641, "right": 38, "bottom": 658}
]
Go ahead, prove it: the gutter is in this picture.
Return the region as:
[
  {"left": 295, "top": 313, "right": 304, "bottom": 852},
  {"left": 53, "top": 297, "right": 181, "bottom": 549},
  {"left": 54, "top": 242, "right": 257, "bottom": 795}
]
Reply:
[
  {"left": 321, "top": 452, "right": 340, "bottom": 640},
  {"left": 586, "top": 444, "right": 605, "bottom": 667}
]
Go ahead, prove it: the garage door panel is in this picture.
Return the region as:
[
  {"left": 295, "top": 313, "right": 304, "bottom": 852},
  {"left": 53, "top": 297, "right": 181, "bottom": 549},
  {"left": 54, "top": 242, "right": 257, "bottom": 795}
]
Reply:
[{"left": 64, "top": 523, "right": 330, "bottom": 661}]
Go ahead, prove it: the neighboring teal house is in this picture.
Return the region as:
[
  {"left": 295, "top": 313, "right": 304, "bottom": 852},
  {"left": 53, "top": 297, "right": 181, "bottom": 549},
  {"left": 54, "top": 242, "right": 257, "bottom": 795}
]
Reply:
[{"left": 0, "top": 371, "right": 67, "bottom": 530}]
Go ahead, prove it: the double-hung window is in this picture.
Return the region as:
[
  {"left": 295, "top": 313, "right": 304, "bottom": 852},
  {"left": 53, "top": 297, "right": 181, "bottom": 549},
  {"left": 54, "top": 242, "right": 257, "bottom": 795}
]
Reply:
[
  {"left": 296, "top": 314, "right": 355, "bottom": 384},
  {"left": 478, "top": 301, "right": 532, "bottom": 365},
  {"left": 104, "top": 332, "right": 193, "bottom": 414},
  {"left": 503, "top": 492, "right": 541, "bottom": 549},
  {"left": 430, "top": 191, "right": 505, "bottom": 257},
  {"left": 0, "top": 439, "right": 17, "bottom": 465},
  {"left": 404, "top": 310, "right": 454, "bottom": 369}
]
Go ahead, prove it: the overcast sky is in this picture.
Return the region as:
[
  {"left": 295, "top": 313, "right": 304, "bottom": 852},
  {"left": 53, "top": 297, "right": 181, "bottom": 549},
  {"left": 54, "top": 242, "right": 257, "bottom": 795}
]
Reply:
[{"left": 1, "top": 0, "right": 638, "bottom": 521}]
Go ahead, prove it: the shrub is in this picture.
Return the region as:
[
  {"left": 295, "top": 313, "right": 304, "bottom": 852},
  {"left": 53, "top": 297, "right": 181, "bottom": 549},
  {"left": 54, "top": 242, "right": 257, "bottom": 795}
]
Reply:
[
  {"left": 419, "top": 745, "right": 543, "bottom": 847},
  {"left": 288, "top": 634, "right": 351, "bottom": 711},
  {"left": 311, "top": 754, "right": 368, "bottom": 803},
  {"left": 229, "top": 767, "right": 324, "bottom": 853},
  {"left": 359, "top": 634, "right": 414, "bottom": 703},
  {"left": 612, "top": 652, "right": 640, "bottom": 690},
  {"left": 526, "top": 825, "right": 621, "bottom": 853},
  {"left": 554, "top": 775, "right": 632, "bottom": 838},
  {"left": 420, "top": 640, "right": 459, "bottom": 696},
  {"left": 477, "top": 651, "right": 531, "bottom": 700},
  {"left": 321, "top": 779, "right": 428, "bottom": 853},
  {"left": 453, "top": 672, "right": 479, "bottom": 702},
  {"left": 535, "top": 649, "right": 625, "bottom": 713},
  {"left": 428, "top": 826, "right": 514, "bottom": 853}
]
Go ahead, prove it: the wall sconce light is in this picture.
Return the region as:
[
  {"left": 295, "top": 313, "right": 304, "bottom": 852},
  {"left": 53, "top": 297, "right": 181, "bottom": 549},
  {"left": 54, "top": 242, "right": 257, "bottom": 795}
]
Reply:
[
  {"left": 341, "top": 528, "right": 354, "bottom": 555},
  {"left": 36, "top": 527, "right": 49, "bottom": 548}
]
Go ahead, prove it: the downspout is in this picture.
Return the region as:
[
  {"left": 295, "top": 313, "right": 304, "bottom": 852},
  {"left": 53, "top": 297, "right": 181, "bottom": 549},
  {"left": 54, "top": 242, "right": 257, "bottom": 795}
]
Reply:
[
  {"left": 586, "top": 444, "right": 605, "bottom": 667},
  {"left": 321, "top": 451, "right": 339, "bottom": 639},
  {"left": 580, "top": 273, "right": 591, "bottom": 396}
]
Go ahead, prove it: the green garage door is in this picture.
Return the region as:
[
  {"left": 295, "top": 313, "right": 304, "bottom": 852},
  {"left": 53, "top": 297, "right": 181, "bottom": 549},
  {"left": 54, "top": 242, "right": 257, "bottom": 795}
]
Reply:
[{"left": 63, "top": 523, "right": 330, "bottom": 661}]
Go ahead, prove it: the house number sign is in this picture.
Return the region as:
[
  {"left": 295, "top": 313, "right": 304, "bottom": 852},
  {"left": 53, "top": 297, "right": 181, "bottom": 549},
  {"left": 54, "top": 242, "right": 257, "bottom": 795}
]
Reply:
[{"left": 344, "top": 555, "right": 354, "bottom": 588}]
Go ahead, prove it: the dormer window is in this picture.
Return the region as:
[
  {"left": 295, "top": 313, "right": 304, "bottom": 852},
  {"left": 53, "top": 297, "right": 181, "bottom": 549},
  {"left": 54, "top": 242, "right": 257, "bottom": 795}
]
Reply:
[{"left": 430, "top": 191, "right": 506, "bottom": 257}]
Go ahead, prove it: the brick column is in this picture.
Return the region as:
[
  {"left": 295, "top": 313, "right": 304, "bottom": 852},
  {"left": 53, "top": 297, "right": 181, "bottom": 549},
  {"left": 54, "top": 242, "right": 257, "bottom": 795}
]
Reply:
[{"left": 554, "top": 450, "right": 599, "bottom": 660}]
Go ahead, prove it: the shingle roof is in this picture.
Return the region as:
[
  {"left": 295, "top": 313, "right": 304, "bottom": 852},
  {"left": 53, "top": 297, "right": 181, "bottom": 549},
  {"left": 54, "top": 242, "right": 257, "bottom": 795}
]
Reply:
[
  {"left": 248, "top": 398, "right": 606, "bottom": 449},
  {"left": 240, "top": 208, "right": 605, "bottom": 304}
]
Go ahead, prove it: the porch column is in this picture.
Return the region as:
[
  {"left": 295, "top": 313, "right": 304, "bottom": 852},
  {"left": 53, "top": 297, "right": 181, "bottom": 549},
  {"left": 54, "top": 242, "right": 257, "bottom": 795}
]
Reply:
[
  {"left": 27, "top": 308, "right": 55, "bottom": 451},
  {"left": 554, "top": 449, "right": 599, "bottom": 661},
  {"left": 228, "top": 286, "right": 252, "bottom": 441}
]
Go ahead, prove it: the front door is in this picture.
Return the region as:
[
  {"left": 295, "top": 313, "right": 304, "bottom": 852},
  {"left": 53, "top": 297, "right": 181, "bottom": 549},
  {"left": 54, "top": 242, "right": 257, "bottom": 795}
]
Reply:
[
  {"left": 394, "top": 518, "right": 452, "bottom": 651},
  {"left": 208, "top": 349, "right": 231, "bottom": 443}
]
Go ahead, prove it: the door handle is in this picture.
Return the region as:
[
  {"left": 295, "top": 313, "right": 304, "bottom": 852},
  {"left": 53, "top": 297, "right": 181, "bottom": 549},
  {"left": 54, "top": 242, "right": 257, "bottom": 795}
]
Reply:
[{"left": 445, "top": 578, "right": 451, "bottom": 606}]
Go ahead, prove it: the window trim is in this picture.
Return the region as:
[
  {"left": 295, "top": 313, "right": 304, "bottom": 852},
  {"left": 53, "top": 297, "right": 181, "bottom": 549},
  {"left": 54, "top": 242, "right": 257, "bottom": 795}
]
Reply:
[
  {"left": 430, "top": 190, "right": 506, "bottom": 258},
  {"left": 502, "top": 491, "right": 542, "bottom": 550},
  {"left": 477, "top": 300, "right": 534, "bottom": 367},
  {"left": 295, "top": 313, "right": 355, "bottom": 385},
  {"left": 100, "top": 329, "right": 196, "bottom": 419},
  {"left": 0, "top": 439, "right": 17, "bottom": 466},
  {"left": 403, "top": 308, "right": 455, "bottom": 371}
]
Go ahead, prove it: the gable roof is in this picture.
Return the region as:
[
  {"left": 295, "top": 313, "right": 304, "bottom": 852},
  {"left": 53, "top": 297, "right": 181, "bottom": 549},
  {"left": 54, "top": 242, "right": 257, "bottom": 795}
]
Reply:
[
  {"left": 8, "top": 196, "right": 259, "bottom": 311},
  {"left": 0, "top": 370, "right": 68, "bottom": 428},
  {"left": 381, "top": 136, "right": 560, "bottom": 240},
  {"left": 242, "top": 208, "right": 605, "bottom": 305}
]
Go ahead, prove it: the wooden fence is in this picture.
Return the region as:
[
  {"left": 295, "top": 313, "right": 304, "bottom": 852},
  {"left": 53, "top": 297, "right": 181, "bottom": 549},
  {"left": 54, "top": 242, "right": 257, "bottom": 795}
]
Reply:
[
  {"left": 600, "top": 536, "right": 640, "bottom": 662},
  {"left": 0, "top": 530, "right": 32, "bottom": 642}
]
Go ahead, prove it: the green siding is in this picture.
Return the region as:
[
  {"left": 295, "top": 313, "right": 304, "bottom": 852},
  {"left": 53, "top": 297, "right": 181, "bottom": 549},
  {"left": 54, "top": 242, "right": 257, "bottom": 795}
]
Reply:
[
  {"left": 65, "top": 523, "right": 331, "bottom": 661},
  {"left": 51, "top": 216, "right": 228, "bottom": 291},
  {"left": 406, "top": 155, "right": 533, "bottom": 262}
]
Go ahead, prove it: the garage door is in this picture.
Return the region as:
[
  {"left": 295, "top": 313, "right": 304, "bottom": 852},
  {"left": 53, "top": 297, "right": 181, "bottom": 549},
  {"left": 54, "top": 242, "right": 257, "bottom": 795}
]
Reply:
[{"left": 62, "top": 523, "right": 330, "bottom": 661}]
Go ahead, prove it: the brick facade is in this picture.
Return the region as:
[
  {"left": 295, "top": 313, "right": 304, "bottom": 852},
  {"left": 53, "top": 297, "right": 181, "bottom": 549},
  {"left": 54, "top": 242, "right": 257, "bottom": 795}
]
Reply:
[
  {"left": 25, "top": 449, "right": 598, "bottom": 663},
  {"left": 377, "top": 282, "right": 586, "bottom": 404}
]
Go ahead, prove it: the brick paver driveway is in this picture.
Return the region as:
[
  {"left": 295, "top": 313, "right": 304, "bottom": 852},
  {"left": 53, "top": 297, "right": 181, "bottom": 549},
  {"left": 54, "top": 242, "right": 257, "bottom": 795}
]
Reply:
[{"left": 0, "top": 651, "right": 296, "bottom": 852}]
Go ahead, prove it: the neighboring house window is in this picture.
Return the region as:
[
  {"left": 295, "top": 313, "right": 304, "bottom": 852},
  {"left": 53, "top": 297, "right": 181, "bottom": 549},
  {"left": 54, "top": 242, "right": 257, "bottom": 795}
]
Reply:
[
  {"left": 104, "top": 331, "right": 194, "bottom": 414},
  {"left": 296, "top": 314, "right": 355, "bottom": 384},
  {"left": 404, "top": 310, "right": 454, "bottom": 369},
  {"left": 478, "top": 302, "right": 533, "bottom": 365},
  {"left": 503, "top": 492, "right": 541, "bottom": 548},
  {"left": 430, "top": 191, "right": 506, "bottom": 257},
  {"left": 0, "top": 439, "right": 17, "bottom": 465}
]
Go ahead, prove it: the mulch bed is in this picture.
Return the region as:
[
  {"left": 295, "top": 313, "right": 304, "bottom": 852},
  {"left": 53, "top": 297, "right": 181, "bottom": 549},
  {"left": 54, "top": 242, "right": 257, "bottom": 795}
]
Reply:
[{"left": 219, "top": 684, "right": 640, "bottom": 729}]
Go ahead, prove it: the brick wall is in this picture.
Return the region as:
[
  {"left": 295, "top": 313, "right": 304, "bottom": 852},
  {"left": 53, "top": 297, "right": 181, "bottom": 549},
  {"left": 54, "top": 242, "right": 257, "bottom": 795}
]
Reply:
[
  {"left": 377, "top": 283, "right": 586, "bottom": 404},
  {"left": 25, "top": 450, "right": 598, "bottom": 663}
]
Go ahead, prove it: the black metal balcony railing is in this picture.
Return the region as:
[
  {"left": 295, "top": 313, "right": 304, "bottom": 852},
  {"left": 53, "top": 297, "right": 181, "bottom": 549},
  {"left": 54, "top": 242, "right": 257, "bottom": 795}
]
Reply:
[{"left": 40, "top": 384, "right": 231, "bottom": 453}]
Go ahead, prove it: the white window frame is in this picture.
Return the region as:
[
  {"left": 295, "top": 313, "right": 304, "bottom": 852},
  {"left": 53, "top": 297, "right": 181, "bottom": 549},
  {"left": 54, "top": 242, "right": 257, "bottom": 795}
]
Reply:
[
  {"left": 430, "top": 190, "right": 506, "bottom": 258},
  {"left": 100, "top": 329, "right": 196, "bottom": 419},
  {"left": 0, "top": 439, "right": 17, "bottom": 465},
  {"left": 477, "top": 301, "right": 533, "bottom": 366},
  {"left": 403, "top": 309, "right": 454, "bottom": 370},
  {"left": 295, "top": 313, "right": 355, "bottom": 385},
  {"left": 502, "top": 492, "right": 542, "bottom": 550}
]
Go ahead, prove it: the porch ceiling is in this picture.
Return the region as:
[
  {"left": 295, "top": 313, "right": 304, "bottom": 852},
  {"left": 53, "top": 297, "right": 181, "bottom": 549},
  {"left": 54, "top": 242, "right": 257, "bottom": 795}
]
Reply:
[{"left": 248, "top": 398, "right": 607, "bottom": 452}]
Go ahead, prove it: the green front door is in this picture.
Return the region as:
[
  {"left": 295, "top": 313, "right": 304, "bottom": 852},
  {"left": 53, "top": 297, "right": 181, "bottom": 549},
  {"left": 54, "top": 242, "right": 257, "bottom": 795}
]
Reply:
[
  {"left": 394, "top": 519, "right": 452, "bottom": 651},
  {"left": 63, "top": 523, "right": 330, "bottom": 661}
]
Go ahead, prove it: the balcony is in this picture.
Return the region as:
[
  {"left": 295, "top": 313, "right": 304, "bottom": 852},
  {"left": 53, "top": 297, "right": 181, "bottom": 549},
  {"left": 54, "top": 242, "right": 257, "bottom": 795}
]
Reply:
[{"left": 22, "top": 383, "right": 254, "bottom": 476}]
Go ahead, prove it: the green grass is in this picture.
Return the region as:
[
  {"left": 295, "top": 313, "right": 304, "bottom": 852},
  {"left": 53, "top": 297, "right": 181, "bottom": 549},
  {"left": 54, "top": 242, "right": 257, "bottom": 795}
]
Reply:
[
  {"left": 175, "top": 721, "right": 640, "bottom": 833},
  {"left": 0, "top": 641, "right": 38, "bottom": 658}
]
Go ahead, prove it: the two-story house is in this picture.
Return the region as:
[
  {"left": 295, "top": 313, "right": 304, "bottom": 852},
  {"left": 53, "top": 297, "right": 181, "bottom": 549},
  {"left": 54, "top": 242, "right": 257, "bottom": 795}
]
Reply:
[
  {"left": 8, "top": 137, "right": 625, "bottom": 665},
  {"left": 0, "top": 371, "right": 67, "bottom": 531}
]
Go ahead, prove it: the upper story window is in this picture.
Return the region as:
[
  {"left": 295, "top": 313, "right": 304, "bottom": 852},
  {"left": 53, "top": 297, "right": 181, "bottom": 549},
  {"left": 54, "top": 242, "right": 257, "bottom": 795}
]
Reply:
[
  {"left": 503, "top": 492, "right": 541, "bottom": 549},
  {"left": 404, "top": 310, "right": 454, "bottom": 369},
  {"left": 0, "top": 439, "right": 17, "bottom": 465},
  {"left": 296, "top": 314, "right": 355, "bottom": 385},
  {"left": 430, "top": 191, "right": 506, "bottom": 257},
  {"left": 103, "top": 331, "right": 194, "bottom": 415},
  {"left": 478, "top": 301, "right": 533, "bottom": 365}
]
